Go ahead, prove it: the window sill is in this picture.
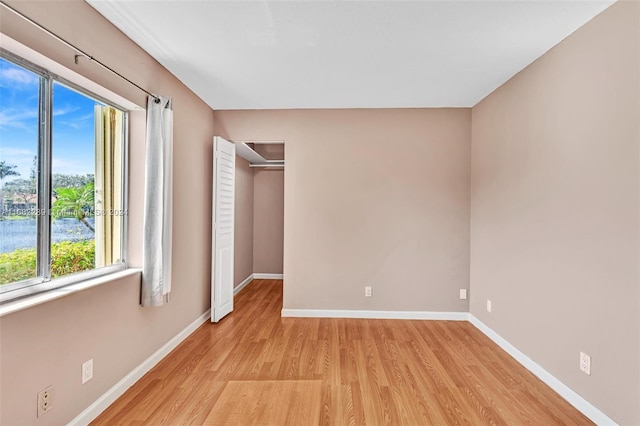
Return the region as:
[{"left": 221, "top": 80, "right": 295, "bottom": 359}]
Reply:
[{"left": 0, "top": 268, "right": 142, "bottom": 318}]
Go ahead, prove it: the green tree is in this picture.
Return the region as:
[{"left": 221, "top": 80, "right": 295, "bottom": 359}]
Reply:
[
  {"left": 3, "top": 178, "right": 36, "bottom": 205},
  {"left": 0, "top": 161, "right": 19, "bottom": 180},
  {"left": 5, "top": 173, "right": 95, "bottom": 204},
  {"left": 51, "top": 182, "right": 95, "bottom": 232},
  {"left": 52, "top": 174, "right": 94, "bottom": 189},
  {"left": 3, "top": 156, "right": 37, "bottom": 206},
  {"left": 0, "top": 161, "right": 19, "bottom": 214}
]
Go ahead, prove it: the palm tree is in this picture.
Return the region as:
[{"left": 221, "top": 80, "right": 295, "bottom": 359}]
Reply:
[{"left": 51, "top": 182, "right": 95, "bottom": 232}]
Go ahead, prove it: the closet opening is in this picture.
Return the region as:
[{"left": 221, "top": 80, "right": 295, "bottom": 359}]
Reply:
[{"left": 234, "top": 140, "right": 284, "bottom": 295}]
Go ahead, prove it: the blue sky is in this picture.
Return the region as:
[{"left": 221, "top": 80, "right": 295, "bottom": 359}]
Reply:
[{"left": 0, "top": 57, "right": 99, "bottom": 182}]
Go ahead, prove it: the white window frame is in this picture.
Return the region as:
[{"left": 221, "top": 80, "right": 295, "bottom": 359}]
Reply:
[{"left": 0, "top": 48, "right": 130, "bottom": 303}]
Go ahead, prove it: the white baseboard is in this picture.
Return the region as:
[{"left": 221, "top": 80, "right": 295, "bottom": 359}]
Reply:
[
  {"left": 234, "top": 274, "right": 254, "bottom": 295},
  {"left": 281, "top": 309, "right": 468, "bottom": 321},
  {"left": 468, "top": 315, "right": 618, "bottom": 426},
  {"left": 65, "top": 297, "right": 616, "bottom": 426},
  {"left": 68, "top": 309, "right": 211, "bottom": 426},
  {"left": 234, "top": 273, "right": 281, "bottom": 294},
  {"left": 253, "top": 273, "right": 283, "bottom": 279},
  {"left": 280, "top": 309, "right": 617, "bottom": 424}
]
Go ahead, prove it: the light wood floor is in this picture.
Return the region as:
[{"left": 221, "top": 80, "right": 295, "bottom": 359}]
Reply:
[{"left": 92, "top": 280, "right": 592, "bottom": 425}]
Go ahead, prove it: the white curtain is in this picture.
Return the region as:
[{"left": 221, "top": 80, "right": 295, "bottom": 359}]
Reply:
[{"left": 141, "top": 95, "right": 173, "bottom": 307}]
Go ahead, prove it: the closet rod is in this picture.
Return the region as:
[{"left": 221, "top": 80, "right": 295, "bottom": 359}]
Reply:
[{"left": 0, "top": 0, "right": 161, "bottom": 103}]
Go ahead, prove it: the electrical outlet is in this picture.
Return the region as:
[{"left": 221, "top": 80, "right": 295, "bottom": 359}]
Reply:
[
  {"left": 365, "top": 286, "right": 372, "bottom": 297},
  {"left": 82, "top": 359, "right": 93, "bottom": 384},
  {"left": 486, "top": 299, "right": 492, "bottom": 312},
  {"left": 37, "top": 386, "right": 54, "bottom": 417},
  {"left": 459, "top": 289, "right": 467, "bottom": 300},
  {"left": 580, "top": 352, "right": 591, "bottom": 375}
]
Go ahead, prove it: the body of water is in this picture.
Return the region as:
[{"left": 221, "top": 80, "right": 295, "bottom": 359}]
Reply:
[{"left": 0, "top": 218, "right": 95, "bottom": 253}]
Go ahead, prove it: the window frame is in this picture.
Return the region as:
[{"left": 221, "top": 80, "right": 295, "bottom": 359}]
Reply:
[{"left": 0, "top": 48, "right": 130, "bottom": 303}]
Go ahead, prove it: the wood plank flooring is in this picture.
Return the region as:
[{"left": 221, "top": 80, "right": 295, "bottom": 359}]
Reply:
[
  {"left": 91, "top": 280, "right": 592, "bottom": 425},
  {"left": 203, "top": 380, "right": 322, "bottom": 425}
]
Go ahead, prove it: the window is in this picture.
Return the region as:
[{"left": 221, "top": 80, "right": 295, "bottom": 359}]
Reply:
[{"left": 0, "top": 51, "right": 128, "bottom": 302}]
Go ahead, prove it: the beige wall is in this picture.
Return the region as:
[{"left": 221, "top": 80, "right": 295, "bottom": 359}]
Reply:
[
  {"left": 234, "top": 157, "right": 254, "bottom": 286},
  {"left": 215, "top": 109, "right": 471, "bottom": 312},
  {"left": 0, "top": 1, "right": 215, "bottom": 424},
  {"left": 253, "top": 169, "right": 284, "bottom": 274},
  {"left": 470, "top": 2, "right": 640, "bottom": 424},
  {"left": 2, "top": 1, "right": 636, "bottom": 424}
]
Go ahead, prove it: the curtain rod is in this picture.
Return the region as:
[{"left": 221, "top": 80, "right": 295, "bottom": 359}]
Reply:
[{"left": 0, "top": 0, "right": 161, "bottom": 103}]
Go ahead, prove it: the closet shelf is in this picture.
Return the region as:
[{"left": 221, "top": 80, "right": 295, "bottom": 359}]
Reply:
[{"left": 235, "top": 142, "right": 284, "bottom": 168}]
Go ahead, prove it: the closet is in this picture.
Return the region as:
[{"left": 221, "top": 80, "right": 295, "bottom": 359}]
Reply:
[{"left": 233, "top": 141, "right": 284, "bottom": 290}]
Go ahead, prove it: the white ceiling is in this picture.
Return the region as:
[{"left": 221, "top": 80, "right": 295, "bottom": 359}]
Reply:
[{"left": 87, "top": 0, "right": 614, "bottom": 110}]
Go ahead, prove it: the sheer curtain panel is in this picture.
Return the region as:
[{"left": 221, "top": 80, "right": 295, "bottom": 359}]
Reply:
[{"left": 141, "top": 96, "right": 173, "bottom": 307}]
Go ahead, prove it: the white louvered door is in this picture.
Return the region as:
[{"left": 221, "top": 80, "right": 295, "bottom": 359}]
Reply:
[{"left": 211, "top": 136, "right": 235, "bottom": 322}]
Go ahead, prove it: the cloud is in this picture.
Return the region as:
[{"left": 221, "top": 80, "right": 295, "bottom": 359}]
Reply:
[
  {"left": 0, "top": 108, "right": 38, "bottom": 130},
  {"left": 0, "top": 105, "right": 89, "bottom": 130},
  {"left": 0, "top": 148, "right": 35, "bottom": 157},
  {"left": 0, "top": 147, "right": 36, "bottom": 179},
  {"left": 52, "top": 157, "right": 93, "bottom": 175},
  {"left": 0, "top": 67, "right": 38, "bottom": 88},
  {"left": 58, "top": 113, "right": 94, "bottom": 129},
  {"left": 53, "top": 105, "right": 80, "bottom": 117}
]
